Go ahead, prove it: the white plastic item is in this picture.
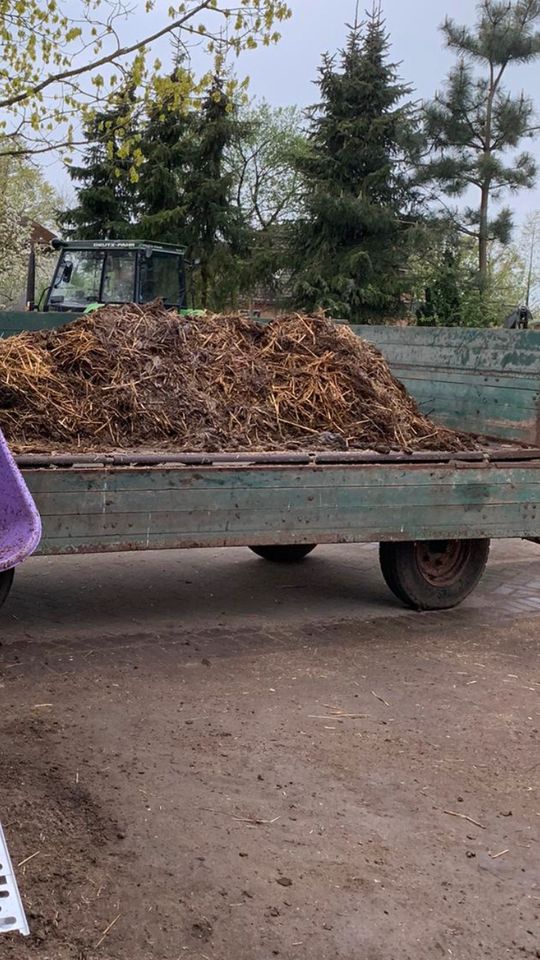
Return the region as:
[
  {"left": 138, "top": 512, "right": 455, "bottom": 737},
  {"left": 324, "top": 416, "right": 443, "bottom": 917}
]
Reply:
[{"left": 0, "top": 823, "right": 30, "bottom": 936}]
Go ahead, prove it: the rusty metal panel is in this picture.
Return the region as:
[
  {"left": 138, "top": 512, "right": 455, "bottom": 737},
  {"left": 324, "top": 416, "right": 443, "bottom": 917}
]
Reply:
[{"left": 22, "top": 461, "right": 540, "bottom": 556}]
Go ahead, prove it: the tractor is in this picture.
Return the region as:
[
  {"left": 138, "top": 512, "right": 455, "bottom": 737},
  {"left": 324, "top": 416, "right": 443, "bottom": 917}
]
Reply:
[{"left": 28, "top": 239, "right": 191, "bottom": 314}]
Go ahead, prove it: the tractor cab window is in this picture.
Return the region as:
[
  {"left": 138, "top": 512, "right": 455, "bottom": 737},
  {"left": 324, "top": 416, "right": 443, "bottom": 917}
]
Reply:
[
  {"left": 102, "top": 251, "right": 136, "bottom": 303},
  {"left": 139, "top": 252, "right": 184, "bottom": 306},
  {"left": 49, "top": 250, "right": 103, "bottom": 309}
]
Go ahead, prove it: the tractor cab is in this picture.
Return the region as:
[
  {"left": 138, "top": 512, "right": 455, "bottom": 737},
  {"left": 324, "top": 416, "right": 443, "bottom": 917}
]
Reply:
[{"left": 42, "top": 240, "right": 187, "bottom": 313}]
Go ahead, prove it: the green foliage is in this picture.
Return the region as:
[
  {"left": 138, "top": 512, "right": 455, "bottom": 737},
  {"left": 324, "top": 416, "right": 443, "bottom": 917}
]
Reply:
[
  {"left": 62, "top": 68, "right": 248, "bottom": 308},
  {"left": 178, "top": 74, "right": 248, "bottom": 308},
  {"left": 0, "top": 150, "right": 59, "bottom": 307},
  {"left": 135, "top": 68, "right": 197, "bottom": 246},
  {"left": 0, "top": 1, "right": 292, "bottom": 160},
  {"left": 521, "top": 212, "right": 540, "bottom": 312},
  {"left": 64, "top": 82, "right": 312, "bottom": 310},
  {"left": 60, "top": 80, "right": 140, "bottom": 239},
  {"left": 413, "top": 222, "right": 530, "bottom": 327},
  {"left": 0, "top": 153, "right": 58, "bottom": 227},
  {"left": 227, "top": 100, "right": 307, "bottom": 229},
  {"left": 292, "top": 10, "right": 421, "bottom": 322},
  {"left": 137, "top": 71, "right": 248, "bottom": 308},
  {"left": 114, "top": 74, "right": 247, "bottom": 307},
  {"left": 421, "top": 0, "right": 540, "bottom": 286},
  {"left": 225, "top": 100, "right": 308, "bottom": 304}
]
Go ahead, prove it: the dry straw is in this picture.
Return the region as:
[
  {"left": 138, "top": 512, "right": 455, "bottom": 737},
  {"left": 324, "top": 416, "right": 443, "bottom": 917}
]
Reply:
[{"left": 0, "top": 303, "right": 474, "bottom": 455}]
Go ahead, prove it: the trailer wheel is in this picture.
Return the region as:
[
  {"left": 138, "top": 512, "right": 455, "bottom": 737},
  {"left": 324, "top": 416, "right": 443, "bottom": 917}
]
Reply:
[
  {"left": 0, "top": 568, "right": 14, "bottom": 609},
  {"left": 249, "top": 544, "right": 317, "bottom": 563},
  {"left": 379, "top": 539, "right": 490, "bottom": 610}
]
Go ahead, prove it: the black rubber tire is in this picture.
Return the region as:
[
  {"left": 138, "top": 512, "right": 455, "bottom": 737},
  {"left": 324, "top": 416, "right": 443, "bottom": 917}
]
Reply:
[
  {"left": 0, "top": 568, "right": 14, "bottom": 609},
  {"left": 379, "top": 539, "right": 490, "bottom": 610},
  {"left": 249, "top": 544, "right": 317, "bottom": 563}
]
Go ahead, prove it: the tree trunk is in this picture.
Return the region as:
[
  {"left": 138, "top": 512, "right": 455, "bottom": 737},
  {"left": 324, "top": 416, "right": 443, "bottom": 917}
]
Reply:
[
  {"left": 478, "top": 56, "right": 496, "bottom": 297},
  {"left": 478, "top": 182, "right": 489, "bottom": 292},
  {"left": 200, "top": 260, "right": 209, "bottom": 309}
]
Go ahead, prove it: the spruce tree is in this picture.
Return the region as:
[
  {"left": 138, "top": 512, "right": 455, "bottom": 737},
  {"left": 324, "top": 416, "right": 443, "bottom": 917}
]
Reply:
[
  {"left": 134, "top": 70, "right": 246, "bottom": 307},
  {"left": 60, "top": 82, "right": 140, "bottom": 239},
  {"left": 422, "top": 0, "right": 540, "bottom": 290},
  {"left": 182, "top": 74, "right": 247, "bottom": 308},
  {"left": 294, "top": 8, "right": 420, "bottom": 321},
  {"left": 136, "top": 63, "right": 197, "bottom": 245}
]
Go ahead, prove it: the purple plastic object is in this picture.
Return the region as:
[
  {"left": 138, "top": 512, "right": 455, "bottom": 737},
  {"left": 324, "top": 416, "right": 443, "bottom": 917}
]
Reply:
[{"left": 0, "top": 430, "right": 41, "bottom": 573}]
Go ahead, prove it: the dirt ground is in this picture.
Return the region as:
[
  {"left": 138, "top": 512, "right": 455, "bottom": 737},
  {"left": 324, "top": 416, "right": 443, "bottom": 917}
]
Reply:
[{"left": 0, "top": 540, "right": 539, "bottom": 960}]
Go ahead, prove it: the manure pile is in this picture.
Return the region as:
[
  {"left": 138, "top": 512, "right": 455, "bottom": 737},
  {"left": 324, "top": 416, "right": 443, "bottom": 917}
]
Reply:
[{"left": 0, "top": 303, "right": 474, "bottom": 454}]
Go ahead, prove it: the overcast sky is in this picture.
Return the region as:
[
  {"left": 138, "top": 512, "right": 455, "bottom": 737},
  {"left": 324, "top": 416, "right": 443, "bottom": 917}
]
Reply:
[
  {"left": 237, "top": 0, "right": 540, "bottom": 224},
  {"left": 53, "top": 0, "right": 540, "bottom": 226}
]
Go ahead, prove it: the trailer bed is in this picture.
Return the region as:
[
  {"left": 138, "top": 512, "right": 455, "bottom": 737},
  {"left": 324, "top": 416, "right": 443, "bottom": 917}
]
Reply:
[
  {"left": 4, "top": 324, "right": 540, "bottom": 610},
  {"left": 18, "top": 446, "right": 540, "bottom": 557}
]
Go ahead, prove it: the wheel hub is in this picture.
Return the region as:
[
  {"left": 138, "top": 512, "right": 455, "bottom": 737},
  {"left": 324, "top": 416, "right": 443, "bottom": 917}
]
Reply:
[{"left": 415, "top": 540, "right": 470, "bottom": 586}]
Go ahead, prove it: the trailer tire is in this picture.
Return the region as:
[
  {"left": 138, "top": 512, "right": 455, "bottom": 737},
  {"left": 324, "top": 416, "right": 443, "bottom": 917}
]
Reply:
[
  {"left": 0, "top": 568, "right": 14, "bottom": 609},
  {"left": 249, "top": 544, "right": 317, "bottom": 563},
  {"left": 379, "top": 539, "right": 490, "bottom": 610}
]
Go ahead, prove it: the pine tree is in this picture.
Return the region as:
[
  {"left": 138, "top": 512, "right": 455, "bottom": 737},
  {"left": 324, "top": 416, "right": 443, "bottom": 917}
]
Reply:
[
  {"left": 293, "top": 7, "right": 420, "bottom": 321},
  {"left": 422, "top": 0, "right": 540, "bottom": 290},
  {"left": 60, "top": 82, "right": 140, "bottom": 239}
]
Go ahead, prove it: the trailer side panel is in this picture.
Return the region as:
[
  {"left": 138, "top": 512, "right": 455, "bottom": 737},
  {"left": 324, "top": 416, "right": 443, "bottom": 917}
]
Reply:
[
  {"left": 23, "top": 461, "right": 540, "bottom": 556},
  {"left": 355, "top": 326, "right": 540, "bottom": 445}
]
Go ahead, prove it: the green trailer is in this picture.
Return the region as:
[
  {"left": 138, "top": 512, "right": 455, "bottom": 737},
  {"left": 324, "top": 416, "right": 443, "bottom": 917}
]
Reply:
[{"left": 3, "top": 321, "right": 540, "bottom": 611}]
